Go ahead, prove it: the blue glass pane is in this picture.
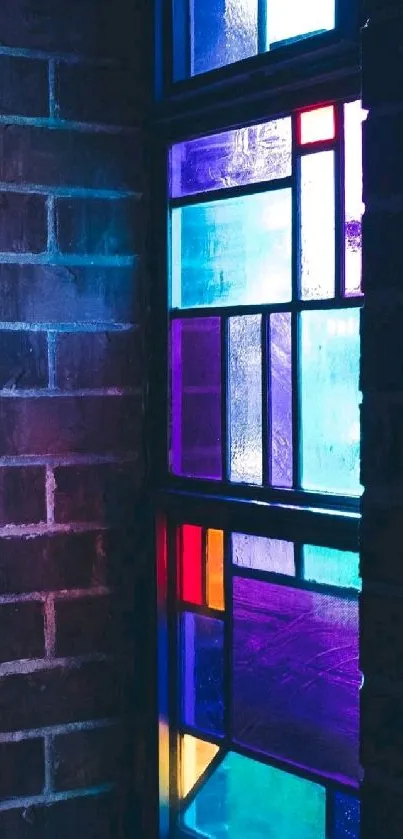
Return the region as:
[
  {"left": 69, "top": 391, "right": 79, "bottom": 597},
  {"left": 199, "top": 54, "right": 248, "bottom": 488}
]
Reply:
[
  {"left": 303, "top": 545, "right": 361, "bottom": 591},
  {"left": 229, "top": 316, "right": 262, "bottom": 485},
  {"left": 171, "top": 190, "right": 292, "bottom": 309},
  {"left": 267, "top": 0, "right": 335, "bottom": 50},
  {"left": 189, "top": 0, "right": 258, "bottom": 77},
  {"left": 181, "top": 612, "right": 225, "bottom": 737},
  {"left": 300, "top": 309, "right": 361, "bottom": 495},
  {"left": 182, "top": 751, "right": 326, "bottom": 839},
  {"left": 334, "top": 793, "right": 360, "bottom": 839}
]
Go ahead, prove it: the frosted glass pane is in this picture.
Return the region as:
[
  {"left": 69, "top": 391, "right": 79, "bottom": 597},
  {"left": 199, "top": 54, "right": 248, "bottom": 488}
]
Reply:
[
  {"left": 180, "top": 734, "right": 219, "bottom": 798},
  {"left": 182, "top": 751, "right": 326, "bottom": 839},
  {"left": 170, "top": 319, "right": 222, "bottom": 480},
  {"left": 170, "top": 118, "right": 292, "bottom": 198},
  {"left": 171, "top": 190, "right": 292, "bottom": 309},
  {"left": 301, "top": 309, "right": 361, "bottom": 495},
  {"left": 229, "top": 316, "right": 262, "bottom": 485},
  {"left": 267, "top": 0, "right": 335, "bottom": 49},
  {"left": 344, "top": 101, "right": 366, "bottom": 296},
  {"left": 232, "top": 532, "right": 295, "bottom": 576},
  {"left": 303, "top": 545, "right": 361, "bottom": 591},
  {"left": 270, "top": 311, "right": 293, "bottom": 487},
  {"left": 300, "top": 106, "right": 335, "bottom": 145},
  {"left": 301, "top": 152, "right": 335, "bottom": 300},
  {"left": 191, "top": 0, "right": 258, "bottom": 76}
]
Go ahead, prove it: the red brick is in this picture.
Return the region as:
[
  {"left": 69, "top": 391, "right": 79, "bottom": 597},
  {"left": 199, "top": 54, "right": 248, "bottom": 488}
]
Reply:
[
  {"left": 0, "top": 602, "right": 44, "bottom": 663},
  {"left": 57, "top": 64, "right": 144, "bottom": 126},
  {"left": 0, "top": 332, "right": 47, "bottom": 390},
  {"left": 0, "top": 395, "right": 142, "bottom": 456},
  {"left": 55, "top": 197, "right": 142, "bottom": 256},
  {"left": 55, "top": 331, "right": 142, "bottom": 390},
  {"left": 0, "top": 739, "right": 44, "bottom": 798},
  {"left": 0, "top": 55, "right": 48, "bottom": 118},
  {"left": 54, "top": 463, "right": 142, "bottom": 524},
  {"left": 53, "top": 726, "right": 121, "bottom": 791},
  {"left": 0, "top": 193, "right": 46, "bottom": 253},
  {"left": 0, "top": 661, "right": 121, "bottom": 731},
  {"left": 55, "top": 595, "right": 117, "bottom": 657},
  {"left": 0, "top": 466, "right": 46, "bottom": 526},
  {"left": 0, "top": 791, "right": 119, "bottom": 839}
]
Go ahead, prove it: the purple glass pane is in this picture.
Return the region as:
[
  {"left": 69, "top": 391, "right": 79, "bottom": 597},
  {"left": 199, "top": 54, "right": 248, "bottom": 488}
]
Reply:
[
  {"left": 233, "top": 578, "right": 360, "bottom": 784},
  {"left": 190, "top": 0, "right": 258, "bottom": 77},
  {"left": 270, "top": 312, "right": 293, "bottom": 487},
  {"left": 170, "top": 319, "right": 222, "bottom": 480},
  {"left": 181, "top": 612, "right": 225, "bottom": 737},
  {"left": 232, "top": 533, "right": 295, "bottom": 576},
  {"left": 344, "top": 101, "right": 366, "bottom": 297},
  {"left": 170, "top": 119, "right": 292, "bottom": 198}
]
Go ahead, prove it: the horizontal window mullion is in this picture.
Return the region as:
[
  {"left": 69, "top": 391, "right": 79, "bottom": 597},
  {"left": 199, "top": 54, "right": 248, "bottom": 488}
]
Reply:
[{"left": 170, "top": 175, "right": 293, "bottom": 208}]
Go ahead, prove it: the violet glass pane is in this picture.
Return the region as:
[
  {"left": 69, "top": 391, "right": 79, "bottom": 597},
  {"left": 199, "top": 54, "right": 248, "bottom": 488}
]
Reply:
[
  {"left": 170, "top": 118, "right": 292, "bottom": 198},
  {"left": 190, "top": 0, "right": 258, "bottom": 77},
  {"left": 300, "top": 309, "right": 361, "bottom": 495},
  {"left": 229, "top": 316, "right": 262, "bottom": 485},
  {"left": 232, "top": 533, "right": 295, "bottom": 576},
  {"left": 267, "top": 0, "right": 335, "bottom": 50},
  {"left": 182, "top": 751, "right": 326, "bottom": 839},
  {"left": 344, "top": 101, "right": 366, "bottom": 297},
  {"left": 181, "top": 612, "right": 225, "bottom": 737},
  {"left": 301, "top": 151, "right": 335, "bottom": 300},
  {"left": 334, "top": 793, "right": 360, "bottom": 839},
  {"left": 303, "top": 545, "right": 361, "bottom": 591},
  {"left": 233, "top": 578, "right": 360, "bottom": 783},
  {"left": 170, "top": 318, "right": 222, "bottom": 480},
  {"left": 171, "top": 190, "right": 292, "bottom": 309},
  {"left": 270, "top": 311, "right": 293, "bottom": 487}
]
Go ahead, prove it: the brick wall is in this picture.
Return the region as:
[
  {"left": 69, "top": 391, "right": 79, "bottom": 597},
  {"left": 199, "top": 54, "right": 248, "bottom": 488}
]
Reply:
[
  {"left": 361, "top": 2, "right": 403, "bottom": 837},
  {"left": 0, "top": 2, "right": 150, "bottom": 837}
]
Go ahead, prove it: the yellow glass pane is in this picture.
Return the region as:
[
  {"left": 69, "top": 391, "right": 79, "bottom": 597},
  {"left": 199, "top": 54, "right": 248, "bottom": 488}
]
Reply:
[
  {"left": 180, "top": 734, "right": 219, "bottom": 799},
  {"left": 206, "top": 529, "right": 224, "bottom": 610}
]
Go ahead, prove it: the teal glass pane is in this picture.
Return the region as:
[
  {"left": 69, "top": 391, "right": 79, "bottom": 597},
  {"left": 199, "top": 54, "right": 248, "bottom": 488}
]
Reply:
[
  {"left": 301, "top": 151, "right": 335, "bottom": 300},
  {"left": 267, "top": 0, "right": 335, "bottom": 50},
  {"left": 300, "top": 309, "right": 361, "bottom": 495},
  {"left": 182, "top": 751, "right": 326, "bottom": 839},
  {"left": 303, "top": 545, "right": 361, "bottom": 591},
  {"left": 171, "top": 190, "right": 292, "bottom": 309},
  {"left": 229, "top": 316, "right": 262, "bottom": 485}
]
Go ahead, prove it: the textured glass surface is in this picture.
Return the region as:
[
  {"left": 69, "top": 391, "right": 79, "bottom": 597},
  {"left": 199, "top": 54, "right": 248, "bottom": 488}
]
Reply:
[
  {"left": 303, "top": 545, "right": 361, "bottom": 591},
  {"left": 270, "top": 311, "right": 293, "bottom": 487},
  {"left": 344, "top": 101, "right": 366, "bottom": 296},
  {"left": 232, "top": 533, "right": 295, "bottom": 576},
  {"left": 178, "top": 525, "right": 203, "bottom": 605},
  {"left": 229, "top": 316, "right": 262, "bottom": 485},
  {"left": 233, "top": 578, "right": 360, "bottom": 783},
  {"left": 206, "top": 529, "right": 225, "bottom": 611},
  {"left": 170, "top": 318, "right": 222, "bottom": 480},
  {"left": 191, "top": 0, "right": 258, "bottom": 76},
  {"left": 171, "top": 190, "right": 292, "bottom": 309},
  {"left": 182, "top": 751, "right": 326, "bottom": 839},
  {"left": 334, "top": 793, "right": 360, "bottom": 839},
  {"left": 157, "top": 520, "right": 169, "bottom": 839},
  {"left": 170, "top": 118, "right": 292, "bottom": 198},
  {"left": 180, "top": 734, "right": 219, "bottom": 798},
  {"left": 300, "top": 309, "right": 361, "bottom": 495},
  {"left": 267, "top": 0, "right": 335, "bottom": 49},
  {"left": 181, "top": 612, "right": 225, "bottom": 737},
  {"left": 300, "top": 106, "right": 335, "bottom": 145},
  {"left": 301, "top": 151, "right": 335, "bottom": 299}
]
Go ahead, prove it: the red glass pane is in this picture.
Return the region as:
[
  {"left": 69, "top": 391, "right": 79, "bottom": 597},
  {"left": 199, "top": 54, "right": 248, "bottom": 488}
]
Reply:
[
  {"left": 179, "top": 525, "right": 203, "bottom": 605},
  {"left": 299, "top": 105, "right": 336, "bottom": 145}
]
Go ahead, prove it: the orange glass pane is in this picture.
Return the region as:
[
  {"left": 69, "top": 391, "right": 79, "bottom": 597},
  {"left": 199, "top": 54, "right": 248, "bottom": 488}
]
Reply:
[
  {"left": 206, "top": 529, "right": 224, "bottom": 611},
  {"left": 178, "top": 524, "right": 203, "bottom": 605},
  {"left": 180, "top": 734, "right": 219, "bottom": 798},
  {"left": 299, "top": 105, "right": 336, "bottom": 145}
]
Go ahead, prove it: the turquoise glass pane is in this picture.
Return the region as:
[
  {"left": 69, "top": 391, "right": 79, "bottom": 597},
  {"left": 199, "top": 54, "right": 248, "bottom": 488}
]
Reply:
[
  {"left": 229, "top": 316, "right": 262, "bottom": 485},
  {"left": 303, "top": 545, "right": 361, "bottom": 591},
  {"left": 171, "top": 190, "right": 292, "bottom": 309},
  {"left": 267, "top": 0, "right": 335, "bottom": 49},
  {"left": 182, "top": 751, "right": 326, "bottom": 839},
  {"left": 300, "top": 309, "right": 361, "bottom": 495}
]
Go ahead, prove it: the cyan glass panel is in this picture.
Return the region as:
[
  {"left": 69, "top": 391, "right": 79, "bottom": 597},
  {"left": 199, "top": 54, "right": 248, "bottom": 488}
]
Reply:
[{"left": 303, "top": 545, "right": 361, "bottom": 591}]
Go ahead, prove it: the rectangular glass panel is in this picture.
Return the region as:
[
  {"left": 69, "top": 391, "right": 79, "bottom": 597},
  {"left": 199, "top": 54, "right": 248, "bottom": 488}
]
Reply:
[
  {"left": 171, "top": 190, "right": 292, "bottom": 309},
  {"left": 300, "top": 309, "right": 361, "bottom": 495},
  {"left": 299, "top": 105, "right": 336, "bottom": 145},
  {"left": 179, "top": 524, "right": 203, "bottom": 605},
  {"left": 190, "top": 0, "right": 258, "bottom": 77},
  {"left": 170, "top": 318, "right": 222, "bottom": 480},
  {"left": 270, "top": 311, "right": 293, "bottom": 487},
  {"left": 182, "top": 751, "right": 326, "bottom": 839},
  {"left": 303, "top": 545, "right": 361, "bottom": 591},
  {"left": 334, "top": 793, "right": 360, "bottom": 839},
  {"left": 301, "top": 151, "right": 335, "bottom": 300},
  {"left": 267, "top": 0, "right": 335, "bottom": 49},
  {"left": 233, "top": 578, "right": 360, "bottom": 783},
  {"left": 181, "top": 612, "right": 225, "bottom": 737},
  {"left": 170, "top": 118, "right": 292, "bottom": 198},
  {"left": 232, "top": 532, "right": 295, "bottom": 576},
  {"left": 206, "top": 529, "right": 225, "bottom": 610},
  {"left": 229, "top": 315, "right": 262, "bottom": 485},
  {"left": 344, "top": 101, "right": 366, "bottom": 296},
  {"left": 157, "top": 518, "right": 169, "bottom": 839}
]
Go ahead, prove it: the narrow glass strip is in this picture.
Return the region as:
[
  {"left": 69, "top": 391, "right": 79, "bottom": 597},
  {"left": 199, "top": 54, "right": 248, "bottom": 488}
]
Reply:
[
  {"left": 300, "top": 151, "right": 335, "bottom": 300},
  {"left": 270, "top": 311, "right": 293, "bottom": 487},
  {"left": 229, "top": 315, "right": 262, "bottom": 485}
]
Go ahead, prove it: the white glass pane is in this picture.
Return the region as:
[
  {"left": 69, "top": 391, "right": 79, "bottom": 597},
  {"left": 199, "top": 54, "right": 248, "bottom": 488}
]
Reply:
[{"left": 301, "top": 151, "right": 335, "bottom": 300}]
